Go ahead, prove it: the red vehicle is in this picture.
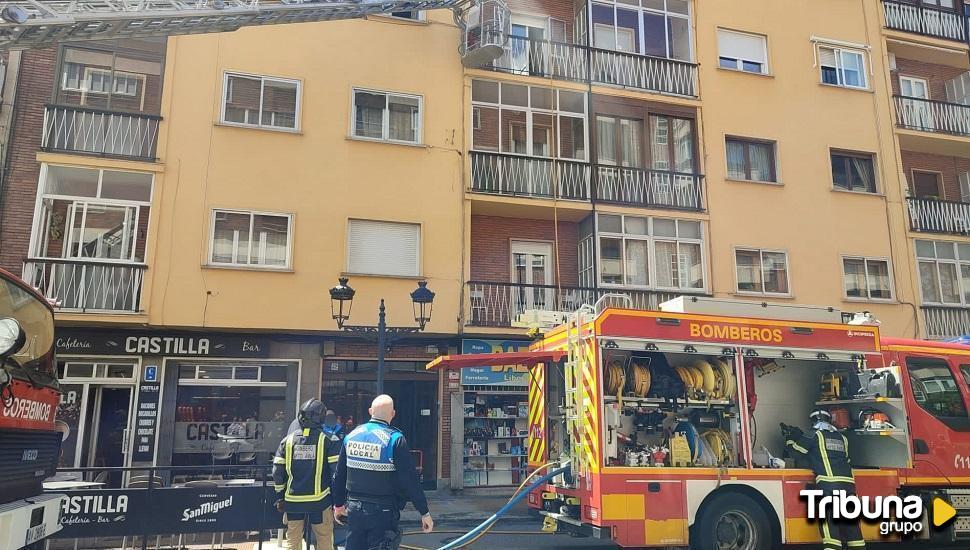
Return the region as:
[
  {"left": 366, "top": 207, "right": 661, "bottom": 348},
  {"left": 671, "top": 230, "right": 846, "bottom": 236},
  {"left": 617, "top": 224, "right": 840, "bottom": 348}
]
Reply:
[
  {"left": 0, "top": 267, "right": 64, "bottom": 549},
  {"left": 430, "top": 298, "right": 970, "bottom": 548}
]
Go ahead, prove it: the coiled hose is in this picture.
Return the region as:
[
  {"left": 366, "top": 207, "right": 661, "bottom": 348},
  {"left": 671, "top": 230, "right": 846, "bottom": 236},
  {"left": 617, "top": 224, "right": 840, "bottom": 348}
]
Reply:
[{"left": 399, "top": 462, "right": 570, "bottom": 550}]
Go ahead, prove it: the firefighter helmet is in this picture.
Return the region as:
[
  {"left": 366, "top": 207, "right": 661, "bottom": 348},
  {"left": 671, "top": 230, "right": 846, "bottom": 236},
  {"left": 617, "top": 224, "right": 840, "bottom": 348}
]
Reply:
[
  {"left": 809, "top": 409, "right": 832, "bottom": 423},
  {"left": 298, "top": 398, "right": 326, "bottom": 429}
]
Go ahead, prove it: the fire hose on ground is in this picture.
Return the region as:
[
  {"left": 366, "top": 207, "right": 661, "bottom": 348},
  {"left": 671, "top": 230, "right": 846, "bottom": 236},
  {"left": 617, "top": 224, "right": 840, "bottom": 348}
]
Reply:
[{"left": 396, "top": 462, "right": 571, "bottom": 550}]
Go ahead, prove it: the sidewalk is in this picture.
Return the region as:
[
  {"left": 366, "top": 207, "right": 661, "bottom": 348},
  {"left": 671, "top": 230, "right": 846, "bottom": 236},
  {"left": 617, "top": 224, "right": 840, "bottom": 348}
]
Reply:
[{"left": 398, "top": 488, "right": 534, "bottom": 526}]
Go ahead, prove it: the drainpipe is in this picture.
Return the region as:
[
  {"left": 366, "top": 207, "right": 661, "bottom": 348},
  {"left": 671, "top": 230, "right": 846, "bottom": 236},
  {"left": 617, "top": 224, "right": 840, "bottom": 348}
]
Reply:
[{"left": 0, "top": 50, "right": 22, "bottom": 247}]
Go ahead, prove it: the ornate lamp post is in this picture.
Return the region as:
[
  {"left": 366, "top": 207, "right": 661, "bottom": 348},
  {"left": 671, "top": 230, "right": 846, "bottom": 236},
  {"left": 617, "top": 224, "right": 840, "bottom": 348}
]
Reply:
[{"left": 328, "top": 278, "right": 436, "bottom": 394}]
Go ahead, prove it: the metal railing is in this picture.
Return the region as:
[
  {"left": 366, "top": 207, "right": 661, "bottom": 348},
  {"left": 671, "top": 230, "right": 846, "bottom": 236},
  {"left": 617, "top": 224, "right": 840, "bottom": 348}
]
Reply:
[
  {"left": 479, "top": 33, "right": 698, "bottom": 98},
  {"left": 882, "top": 0, "right": 967, "bottom": 42},
  {"left": 470, "top": 151, "right": 591, "bottom": 200},
  {"left": 42, "top": 105, "right": 161, "bottom": 160},
  {"left": 907, "top": 197, "right": 970, "bottom": 235},
  {"left": 465, "top": 280, "right": 685, "bottom": 327},
  {"left": 23, "top": 258, "right": 145, "bottom": 313},
  {"left": 923, "top": 306, "right": 970, "bottom": 339},
  {"left": 894, "top": 95, "right": 970, "bottom": 137},
  {"left": 595, "top": 165, "right": 703, "bottom": 211}
]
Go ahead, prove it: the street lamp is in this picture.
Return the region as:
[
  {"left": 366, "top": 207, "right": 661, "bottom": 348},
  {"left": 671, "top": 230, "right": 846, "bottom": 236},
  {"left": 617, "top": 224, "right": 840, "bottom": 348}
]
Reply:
[{"left": 328, "top": 277, "right": 435, "bottom": 394}]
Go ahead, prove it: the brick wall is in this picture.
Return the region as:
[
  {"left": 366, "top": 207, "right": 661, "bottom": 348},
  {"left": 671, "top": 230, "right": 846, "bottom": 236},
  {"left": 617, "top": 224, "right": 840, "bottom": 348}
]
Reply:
[
  {"left": 891, "top": 57, "right": 968, "bottom": 101},
  {"left": 900, "top": 150, "right": 970, "bottom": 202},
  {"left": 470, "top": 214, "right": 580, "bottom": 286},
  {"left": 0, "top": 48, "right": 56, "bottom": 275}
]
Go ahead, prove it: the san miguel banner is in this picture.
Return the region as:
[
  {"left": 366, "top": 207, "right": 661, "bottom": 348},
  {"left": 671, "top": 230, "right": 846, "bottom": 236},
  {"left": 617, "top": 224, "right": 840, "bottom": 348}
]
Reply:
[
  {"left": 55, "top": 329, "right": 272, "bottom": 358},
  {"left": 51, "top": 486, "right": 282, "bottom": 538},
  {"left": 598, "top": 310, "right": 881, "bottom": 354}
]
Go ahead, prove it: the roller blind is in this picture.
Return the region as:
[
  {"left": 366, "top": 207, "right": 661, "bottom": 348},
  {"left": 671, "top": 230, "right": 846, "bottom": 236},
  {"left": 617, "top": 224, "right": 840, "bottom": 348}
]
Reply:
[
  {"left": 818, "top": 46, "right": 837, "bottom": 67},
  {"left": 347, "top": 219, "right": 420, "bottom": 276},
  {"left": 717, "top": 30, "right": 766, "bottom": 64}
]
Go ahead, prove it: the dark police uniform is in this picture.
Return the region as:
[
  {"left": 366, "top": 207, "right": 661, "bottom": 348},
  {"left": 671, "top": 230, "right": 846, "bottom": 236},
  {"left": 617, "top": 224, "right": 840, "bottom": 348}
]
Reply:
[
  {"left": 786, "top": 428, "right": 866, "bottom": 550},
  {"left": 272, "top": 427, "right": 340, "bottom": 550},
  {"left": 333, "top": 418, "right": 429, "bottom": 550}
]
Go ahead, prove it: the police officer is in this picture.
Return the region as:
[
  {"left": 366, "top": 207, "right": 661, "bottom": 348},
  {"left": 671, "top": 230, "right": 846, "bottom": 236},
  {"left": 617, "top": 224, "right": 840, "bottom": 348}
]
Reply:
[
  {"left": 323, "top": 410, "right": 345, "bottom": 442},
  {"left": 332, "top": 394, "right": 434, "bottom": 550},
  {"left": 785, "top": 410, "right": 866, "bottom": 550},
  {"left": 272, "top": 398, "right": 340, "bottom": 550}
]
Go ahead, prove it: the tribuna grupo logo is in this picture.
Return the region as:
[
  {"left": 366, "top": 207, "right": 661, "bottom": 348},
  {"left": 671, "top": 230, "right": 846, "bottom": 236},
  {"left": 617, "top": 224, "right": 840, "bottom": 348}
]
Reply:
[{"left": 801, "top": 490, "right": 957, "bottom": 535}]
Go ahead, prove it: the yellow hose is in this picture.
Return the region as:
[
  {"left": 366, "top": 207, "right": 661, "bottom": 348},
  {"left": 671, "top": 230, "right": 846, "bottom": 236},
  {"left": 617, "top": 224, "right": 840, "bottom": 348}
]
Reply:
[{"left": 400, "top": 461, "right": 562, "bottom": 550}]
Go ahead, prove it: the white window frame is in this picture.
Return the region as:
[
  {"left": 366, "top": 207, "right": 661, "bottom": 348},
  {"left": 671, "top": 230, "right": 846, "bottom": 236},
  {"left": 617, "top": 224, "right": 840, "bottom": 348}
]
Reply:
[
  {"left": 841, "top": 256, "right": 894, "bottom": 302},
  {"left": 346, "top": 218, "right": 422, "bottom": 277},
  {"left": 817, "top": 44, "right": 869, "bottom": 90},
  {"left": 177, "top": 362, "right": 291, "bottom": 387},
  {"left": 594, "top": 214, "right": 707, "bottom": 292},
  {"left": 350, "top": 87, "right": 424, "bottom": 145},
  {"left": 386, "top": 10, "right": 426, "bottom": 21},
  {"left": 734, "top": 247, "right": 791, "bottom": 296},
  {"left": 589, "top": 0, "right": 694, "bottom": 62},
  {"left": 915, "top": 240, "right": 970, "bottom": 306},
  {"left": 470, "top": 79, "right": 589, "bottom": 161},
  {"left": 220, "top": 72, "right": 302, "bottom": 132},
  {"left": 717, "top": 28, "right": 769, "bottom": 75},
  {"left": 208, "top": 208, "right": 294, "bottom": 270}
]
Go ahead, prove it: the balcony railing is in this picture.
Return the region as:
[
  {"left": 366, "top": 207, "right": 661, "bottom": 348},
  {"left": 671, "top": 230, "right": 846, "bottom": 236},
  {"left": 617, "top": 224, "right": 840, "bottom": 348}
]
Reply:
[
  {"left": 470, "top": 151, "right": 591, "bottom": 200},
  {"left": 894, "top": 96, "right": 970, "bottom": 137},
  {"left": 595, "top": 166, "right": 703, "bottom": 211},
  {"left": 883, "top": 0, "right": 967, "bottom": 42},
  {"left": 23, "top": 258, "right": 145, "bottom": 313},
  {"left": 480, "top": 34, "right": 698, "bottom": 98},
  {"left": 466, "top": 280, "right": 684, "bottom": 327},
  {"left": 923, "top": 306, "right": 970, "bottom": 339},
  {"left": 907, "top": 197, "right": 970, "bottom": 235},
  {"left": 42, "top": 105, "right": 161, "bottom": 161}
]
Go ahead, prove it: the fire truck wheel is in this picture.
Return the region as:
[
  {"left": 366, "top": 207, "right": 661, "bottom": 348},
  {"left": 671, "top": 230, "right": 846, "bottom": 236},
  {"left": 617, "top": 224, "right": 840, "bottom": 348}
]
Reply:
[{"left": 692, "top": 492, "right": 778, "bottom": 550}]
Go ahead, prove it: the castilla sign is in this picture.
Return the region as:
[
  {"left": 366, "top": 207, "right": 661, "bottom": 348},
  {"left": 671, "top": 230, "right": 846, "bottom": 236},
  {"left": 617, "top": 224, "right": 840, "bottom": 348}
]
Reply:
[{"left": 55, "top": 329, "right": 271, "bottom": 358}]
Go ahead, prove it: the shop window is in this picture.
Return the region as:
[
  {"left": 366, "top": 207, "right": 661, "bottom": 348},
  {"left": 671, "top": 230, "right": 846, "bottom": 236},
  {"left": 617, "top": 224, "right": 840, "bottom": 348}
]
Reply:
[
  {"left": 907, "top": 358, "right": 970, "bottom": 431},
  {"left": 735, "top": 248, "right": 789, "bottom": 295},
  {"left": 222, "top": 72, "right": 300, "bottom": 131},
  {"left": 842, "top": 257, "right": 892, "bottom": 301}
]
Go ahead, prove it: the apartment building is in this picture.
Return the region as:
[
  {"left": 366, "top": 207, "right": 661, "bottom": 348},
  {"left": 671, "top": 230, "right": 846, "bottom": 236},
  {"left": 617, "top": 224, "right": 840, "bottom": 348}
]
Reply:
[{"left": 0, "top": 0, "right": 967, "bottom": 488}]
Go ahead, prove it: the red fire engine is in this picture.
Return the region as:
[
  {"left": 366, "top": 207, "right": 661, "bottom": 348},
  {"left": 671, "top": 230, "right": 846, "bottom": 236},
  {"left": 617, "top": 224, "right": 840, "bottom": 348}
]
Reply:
[
  {"left": 0, "top": 267, "right": 64, "bottom": 549},
  {"left": 429, "top": 297, "right": 970, "bottom": 548}
]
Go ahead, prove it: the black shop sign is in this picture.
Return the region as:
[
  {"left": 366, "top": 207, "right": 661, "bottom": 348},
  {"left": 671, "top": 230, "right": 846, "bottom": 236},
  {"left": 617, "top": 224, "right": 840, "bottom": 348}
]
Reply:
[
  {"left": 51, "top": 486, "right": 282, "bottom": 538},
  {"left": 55, "top": 329, "right": 271, "bottom": 358},
  {"left": 131, "top": 368, "right": 161, "bottom": 463}
]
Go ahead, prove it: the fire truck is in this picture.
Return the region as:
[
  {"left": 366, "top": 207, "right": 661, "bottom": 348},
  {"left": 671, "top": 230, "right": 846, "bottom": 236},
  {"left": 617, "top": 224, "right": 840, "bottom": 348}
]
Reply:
[
  {"left": 429, "top": 296, "right": 970, "bottom": 548},
  {"left": 0, "top": 268, "right": 63, "bottom": 549}
]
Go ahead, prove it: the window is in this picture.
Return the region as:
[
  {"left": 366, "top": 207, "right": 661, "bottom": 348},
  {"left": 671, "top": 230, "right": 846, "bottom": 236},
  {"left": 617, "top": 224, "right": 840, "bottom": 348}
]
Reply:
[
  {"left": 842, "top": 257, "right": 892, "bottom": 300},
  {"left": 726, "top": 137, "right": 776, "bottom": 182},
  {"left": 471, "top": 79, "right": 587, "bottom": 160},
  {"left": 735, "top": 248, "right": 789, "bottom": 295},
  {"left": 594, "top": 214, "right": 705, "bottom": 290},
  {"left": 209, "top": 210, "right": 292, "bottom": 269},
  {"left": 907, "top": 358, "right": 969, "bottom": 430},
  {"left": 717, "top": 29, "right": 768, "bottom": 74},
  {"left": 222, "top": 73, "right": 300, "bottom": 130},
  {"left": 912, "top": 170, "right": 943, "bottom": 199},
  {"left": 347, "top": 219, "right": 420, "bottom": 277},
  {"left": 915, "top": 239, "right": 970, "bottom": 305},
  {"left": 352, "top": 89, "right": 422, "bottom": 144},
  {"left": 831, "top": 151, "right": 876, "bottom": 193},
  {"left": 389, "top": 10, "right": 423, "bottom": 20},
  {"left": 590, "top": 0, "right": 692, "bottom": 61},
  {"left": 648, "top": 114, "right": 694, "bottom": 173},
  {"left": 818, "top": 45, "right": 867, "bottom": 89},
  {"left": 56, "top": 39, "right": 165, "bottom": 114}
]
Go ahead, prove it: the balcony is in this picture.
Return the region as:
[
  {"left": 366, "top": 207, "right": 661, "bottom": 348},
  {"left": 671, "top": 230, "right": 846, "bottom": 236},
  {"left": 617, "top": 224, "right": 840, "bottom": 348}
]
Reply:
[
  {"left": 907, "top": 197, "right": 970, "bottom": 235},
  {"left": 481, "top": 34, "right": 698, "bottom": 98},
  {"left": 923, "top": 305, "right": 970, "bottom": 338},
  {"left": 466, "top": 280, "right": 681, "bottom": 327},
  {"left": 23, "top": 258, "right": 145, "bottom": 313},
  {"left": 595, "top": 166, "right": 704, "bottom": 211},
  {"left": 883, "top": 0, "right": 968, "bottom": 42},
  {"left": 470, "top": 151, "right": 591, "bottom": 200},
  {"left": 894, "top": 96, "right": 970, "bottom": 137},
  {"left": 42, "top": 105, "right": 161, "bottom": 161}
]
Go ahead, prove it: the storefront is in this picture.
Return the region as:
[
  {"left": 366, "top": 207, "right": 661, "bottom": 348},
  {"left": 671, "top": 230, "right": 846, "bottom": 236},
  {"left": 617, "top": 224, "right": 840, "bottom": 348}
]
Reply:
[
  {"left": 54, "top": 328, "right": 320, "bottom": 484},
  {"left": 456, "top": 339, "right": 531, "bottom": 488}
]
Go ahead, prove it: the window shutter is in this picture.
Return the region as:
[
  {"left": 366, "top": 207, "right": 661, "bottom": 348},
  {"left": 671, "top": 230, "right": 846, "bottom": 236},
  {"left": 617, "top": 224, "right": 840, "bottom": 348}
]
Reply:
[
  {"left": 717, "top": 30, "right": 766, "bottom": 64},
  {"left": 960, "top": 171, "right": 970, "bottom": 203},
  {"left": 347, "top": 219, "right": 420, "bottom": 276},
  {"left": 818, "top": 46, "right": 837, "bottom": 67}
]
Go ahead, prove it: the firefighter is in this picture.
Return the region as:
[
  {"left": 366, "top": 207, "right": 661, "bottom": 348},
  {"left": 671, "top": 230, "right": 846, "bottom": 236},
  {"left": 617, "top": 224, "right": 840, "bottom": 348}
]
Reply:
[
  {"left": 332, "top": 394, "right": 434, "bottom": 550},
  {"left": 784, "top": 410, "right": 866, "bottom": 550},
  {"left": 272, "top": 398, "right": 340, "bottom": 550}
]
